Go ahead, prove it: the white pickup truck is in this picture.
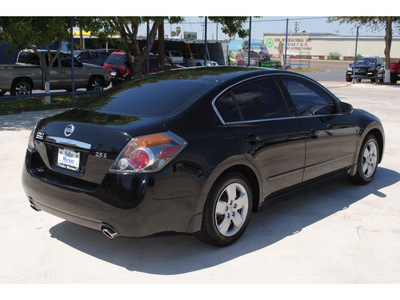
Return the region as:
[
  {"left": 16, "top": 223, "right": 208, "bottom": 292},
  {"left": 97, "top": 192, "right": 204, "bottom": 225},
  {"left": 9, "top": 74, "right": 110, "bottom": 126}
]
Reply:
[{"left": 0, "top": 50, "right": 110, "bottom": 96}]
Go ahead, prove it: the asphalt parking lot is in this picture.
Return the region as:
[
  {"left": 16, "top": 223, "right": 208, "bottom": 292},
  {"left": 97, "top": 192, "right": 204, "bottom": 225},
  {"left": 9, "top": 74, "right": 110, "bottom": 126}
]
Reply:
[{"left": 0, "top": 81, "right": 399, "bottom": 284}]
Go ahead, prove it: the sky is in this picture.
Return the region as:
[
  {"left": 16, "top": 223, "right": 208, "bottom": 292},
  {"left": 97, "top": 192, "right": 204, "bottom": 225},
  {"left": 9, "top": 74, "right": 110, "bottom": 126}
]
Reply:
[
  {"left": 136, "top": 16, "right": 392, "bottom": 41},
  {"left": 4, "top": 0, "right": 398, "bottom": 40}
]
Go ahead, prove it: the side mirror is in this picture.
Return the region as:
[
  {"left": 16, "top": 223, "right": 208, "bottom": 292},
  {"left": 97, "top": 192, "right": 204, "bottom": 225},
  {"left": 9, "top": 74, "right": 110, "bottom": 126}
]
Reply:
[{"left": 340, "top": 102, "right": 353, "bottom": 115}]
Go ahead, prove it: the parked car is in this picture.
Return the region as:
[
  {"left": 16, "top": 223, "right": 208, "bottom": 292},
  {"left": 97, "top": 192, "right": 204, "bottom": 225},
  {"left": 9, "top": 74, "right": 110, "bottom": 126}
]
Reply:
[
  {"left": 184, "top": 53, "right": 219, "bottom": 67},
  {"left": 103, "top": 52, "right": 182, "bottom": 85},
  {"left": 390, "top": 59, "right": 400, "bottom": 84},
  {"left": 242, "top": 51, "right": 260, "bottom": 66},
  {"left": 346, "top": 56, "right": 385, "bottom": 82},
  {"left": 73, "top": 50, "right": 110, "bottom": 66},
  {"left": 22, "top": 67, "right": 384, "bottom": 247},
  {"left": 259, "top": 55, "right": 282, "bottom": 69},
  {"left": 0, "top": 49, "right": 110, "bottom": 96},
  {"left": 164, "top": 50, "right": 184, "bottom": 64}
]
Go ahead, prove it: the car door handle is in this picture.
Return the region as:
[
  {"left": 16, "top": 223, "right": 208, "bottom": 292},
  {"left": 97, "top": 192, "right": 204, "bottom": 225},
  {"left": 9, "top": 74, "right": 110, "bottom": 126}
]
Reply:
[
  {"left": 308, "top": 129, "right": 318, "bottom": 139},
  {"left": 242, "top": 134, "right": 260, "bottom": 144}
]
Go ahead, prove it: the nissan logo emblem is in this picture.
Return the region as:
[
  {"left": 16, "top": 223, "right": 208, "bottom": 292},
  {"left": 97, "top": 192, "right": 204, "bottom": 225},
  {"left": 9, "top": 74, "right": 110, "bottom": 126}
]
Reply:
[{"left": 64, "top": 124, "right": 75, "bottom": 137}]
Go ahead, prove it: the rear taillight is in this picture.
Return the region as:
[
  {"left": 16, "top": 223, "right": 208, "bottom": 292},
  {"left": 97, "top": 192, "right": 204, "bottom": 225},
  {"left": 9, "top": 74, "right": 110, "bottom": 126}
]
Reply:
[
  {"left": 126, "top": 67, "right": 131, "bottom": 77},
  {"left": 110, "top": 132, "right": 187, "bottom": 173},
  {"left": 27, "top": 123, "right": 38, "bottom": 152}
]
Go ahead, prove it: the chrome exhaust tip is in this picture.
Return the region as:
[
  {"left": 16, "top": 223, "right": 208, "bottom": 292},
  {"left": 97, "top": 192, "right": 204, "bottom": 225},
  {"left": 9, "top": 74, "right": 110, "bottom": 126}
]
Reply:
[
  {"left": 101, "top": 224, "right": 120, "bottom": 239},
  {"left": 28, "top": 197, "right": 40, "bottom": 212}
]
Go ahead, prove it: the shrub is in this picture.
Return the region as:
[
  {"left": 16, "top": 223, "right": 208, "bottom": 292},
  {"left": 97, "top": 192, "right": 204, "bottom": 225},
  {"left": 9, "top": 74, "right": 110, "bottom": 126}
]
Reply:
[{"left": 327, "top": 51, "right": 341, "bottom": 60}]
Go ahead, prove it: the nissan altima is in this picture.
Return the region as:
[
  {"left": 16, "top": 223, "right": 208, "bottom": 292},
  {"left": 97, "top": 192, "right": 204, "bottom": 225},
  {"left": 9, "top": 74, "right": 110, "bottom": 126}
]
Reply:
[{"left": 22, "top": 67, "right": 384, "bottom": 247}]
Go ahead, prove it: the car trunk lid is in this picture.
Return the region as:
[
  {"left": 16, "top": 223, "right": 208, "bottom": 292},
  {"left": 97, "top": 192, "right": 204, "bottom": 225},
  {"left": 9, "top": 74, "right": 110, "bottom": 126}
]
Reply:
[{"left": 33, "top": 108, "right": 165, "bottom": 185}]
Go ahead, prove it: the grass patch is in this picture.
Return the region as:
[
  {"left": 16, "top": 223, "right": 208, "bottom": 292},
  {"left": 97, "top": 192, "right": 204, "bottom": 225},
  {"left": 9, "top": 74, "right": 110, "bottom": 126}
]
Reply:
[
  {"left": 289, "top": 67, "right": 325, "bottom": 73},
  {"left": 0, "top": 93, "right": 94, "bottom": 115}
]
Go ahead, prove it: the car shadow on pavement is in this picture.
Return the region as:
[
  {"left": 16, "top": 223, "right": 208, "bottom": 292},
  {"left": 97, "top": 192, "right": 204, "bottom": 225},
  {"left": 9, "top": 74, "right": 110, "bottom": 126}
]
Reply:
[{"left": 49, "top": 167, "right": 400, "bottom": 275}]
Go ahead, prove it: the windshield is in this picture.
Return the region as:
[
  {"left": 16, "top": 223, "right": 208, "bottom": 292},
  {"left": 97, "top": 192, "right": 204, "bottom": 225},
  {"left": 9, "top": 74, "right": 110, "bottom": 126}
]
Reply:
[
  {"left": 80, "top": 73, "right": 212, "bottom": 117},
  {"left": 356, "top": 58, "right": 377, "bottom": 66}
]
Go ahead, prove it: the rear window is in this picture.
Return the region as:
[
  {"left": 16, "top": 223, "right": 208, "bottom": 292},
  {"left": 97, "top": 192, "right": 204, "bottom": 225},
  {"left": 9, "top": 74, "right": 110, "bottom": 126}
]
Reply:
[
  {"left": 105, "top": 53, "right": 128, "bottom": 66},
  {"left": 18, "top": 52, "right": 40, "bottom": 65},
  {"left": 80, "top": 75, "right": 212, "bottom": 117}
]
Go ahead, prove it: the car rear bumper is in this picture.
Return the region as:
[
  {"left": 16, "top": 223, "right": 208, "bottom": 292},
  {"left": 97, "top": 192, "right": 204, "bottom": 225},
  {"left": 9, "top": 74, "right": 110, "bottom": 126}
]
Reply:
[{"left": 22, "top": 151, "right": 205, "bottom": 237}]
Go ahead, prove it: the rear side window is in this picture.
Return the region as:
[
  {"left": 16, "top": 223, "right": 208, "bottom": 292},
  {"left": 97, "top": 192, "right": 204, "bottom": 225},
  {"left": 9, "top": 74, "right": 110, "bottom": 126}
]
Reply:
[
  {"left": 215, "top": 93, "right": 241, "bottom": 123},
  {"left": 281, "top": 77, "right": 336, "bottom": 116},
  {"left": 18, "top": 52, "right": 40, "bottom": 65}
]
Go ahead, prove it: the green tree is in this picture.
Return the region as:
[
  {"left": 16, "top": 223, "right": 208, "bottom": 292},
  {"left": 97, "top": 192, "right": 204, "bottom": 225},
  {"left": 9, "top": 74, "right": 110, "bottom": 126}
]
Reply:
[
  {"left": 81, "top": 17, "right": 183, "bottom": 78},
  {"left": 0, "top": 17, "right": 71, "bottom": 103},
  {"left": 329, "top": 17, "right": 400, "bottom": 82},
  {"left": 208, "top": 17, "right": 250, "bottom": 39}
]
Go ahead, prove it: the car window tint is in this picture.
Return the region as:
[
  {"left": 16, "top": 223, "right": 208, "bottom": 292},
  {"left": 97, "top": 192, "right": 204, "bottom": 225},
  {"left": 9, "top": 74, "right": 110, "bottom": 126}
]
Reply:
[
  {"left": 79, "top": 52, "right": 90, "bottom": 59},
  {"left": 60, "top": 53, "right": 80, "bottom": 68},
  {"left": 215, "top": 92, "right": 241, "bottom": 123},
  {"left": 281, "top": 77, "right": 335, "bottom": 116},
  {"left": 90, "top": 52, "right": 99, "bottom": 59},
  {"left": 18, "top": 52, "right": 40, "bottom": 65},
  {"left": 231, "top": 78, "right": 289, "bottom": 121},
  {"left": 81, "top": 77, "right": 212, "bottom": 117},
  {"left": 105, "top": 54, "right": 128, "bottom": 66}
]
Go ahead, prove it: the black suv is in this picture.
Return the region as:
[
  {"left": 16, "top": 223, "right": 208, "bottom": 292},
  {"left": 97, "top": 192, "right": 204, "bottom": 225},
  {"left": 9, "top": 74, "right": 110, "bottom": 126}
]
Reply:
[{"left": 346, "top": 56, "right": 385, "bottom": 82}]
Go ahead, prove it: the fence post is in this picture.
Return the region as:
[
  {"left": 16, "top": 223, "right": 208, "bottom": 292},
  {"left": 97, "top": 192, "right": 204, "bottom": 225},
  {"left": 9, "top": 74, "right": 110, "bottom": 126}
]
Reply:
[
  {"left": 352, "top": 26, "right": 359, "bottom": 84},
  {"left": 284, "top": 18, "right": 289, "bottom": 70},
  {"left": 204, "top": 16, "right": 208, "bottom": 66},
  {"left": 248, "top": 17, "right": 252, "bottom": 67},
  {"left": 70, "top": 16, "right": 75, "bottom": 107}
]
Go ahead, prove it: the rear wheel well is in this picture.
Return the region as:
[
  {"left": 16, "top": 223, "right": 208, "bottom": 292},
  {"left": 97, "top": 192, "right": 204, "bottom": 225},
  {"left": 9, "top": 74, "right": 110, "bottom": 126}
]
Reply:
[
  {"left": 12, "top": 77, "right": 33, "bottom": 89},
  {"left": 11, "top": 77, "right": 33, "bottom": 95},
  {"left": 218, "top": 165, "right": 260, "bottom": 212}
]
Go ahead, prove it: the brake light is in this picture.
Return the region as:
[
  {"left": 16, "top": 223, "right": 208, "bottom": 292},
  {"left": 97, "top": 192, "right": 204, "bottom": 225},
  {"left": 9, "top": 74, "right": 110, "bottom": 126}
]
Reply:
[
  {"left": 110, "top": 132, "right": 187, "bottom": 173},
  {"left": 27, "top": 123, "right": 38, "bottom": 152},
  {"left": 126, "top": 67, "right": 131, "bottom": 77}
]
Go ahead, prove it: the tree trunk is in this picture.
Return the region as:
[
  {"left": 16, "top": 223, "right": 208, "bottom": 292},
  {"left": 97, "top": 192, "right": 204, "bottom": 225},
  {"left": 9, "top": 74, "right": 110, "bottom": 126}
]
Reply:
[
  {"left": 158, "top": 22, "right": 165, "bottom": 71},
  {"left": 129, "top": 19, "right": 162, "bottom": 78},
  {"left": 384, "top": 17, "right": 392, "bottom": 83},
  {"left": 80, "top": 28, "right": 84, "bottom": 49},
  {"left": 43, "top": 69, "right": 51, "bottom": 104}
]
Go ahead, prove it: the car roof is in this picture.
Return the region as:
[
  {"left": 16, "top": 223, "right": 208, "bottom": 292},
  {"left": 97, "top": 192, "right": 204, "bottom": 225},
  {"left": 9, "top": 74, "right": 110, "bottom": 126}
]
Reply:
[{"left": 158, "top": 66, "right": 292, "bottom": 84}]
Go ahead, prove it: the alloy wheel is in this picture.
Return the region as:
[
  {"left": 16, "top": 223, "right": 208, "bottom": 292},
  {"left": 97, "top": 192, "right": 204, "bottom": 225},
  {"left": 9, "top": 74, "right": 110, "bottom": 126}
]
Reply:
[
  {"left": 214, "top": 182, "right": 249, "bottom": 237},
  {"left": 362, "top": 141, "right": 378, "bottom": 179}
]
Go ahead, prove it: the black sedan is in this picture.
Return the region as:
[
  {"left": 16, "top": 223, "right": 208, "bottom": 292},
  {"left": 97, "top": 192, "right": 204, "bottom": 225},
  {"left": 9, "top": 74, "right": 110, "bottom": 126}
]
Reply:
[{"left": 22, "top": 67, "right": 384, "bottom": 247}]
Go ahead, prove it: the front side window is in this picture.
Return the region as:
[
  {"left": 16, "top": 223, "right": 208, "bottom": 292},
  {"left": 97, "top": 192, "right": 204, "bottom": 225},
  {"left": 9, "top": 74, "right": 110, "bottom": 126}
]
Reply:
[
  {"left": 60, "top": 53, "right": 80, "bottom": 68},
  {"left": 215, "top": 77, "right": 290, "bottom": 123},
  {"left": 281, "top": 77, "right": 336, "bottom": 116}
]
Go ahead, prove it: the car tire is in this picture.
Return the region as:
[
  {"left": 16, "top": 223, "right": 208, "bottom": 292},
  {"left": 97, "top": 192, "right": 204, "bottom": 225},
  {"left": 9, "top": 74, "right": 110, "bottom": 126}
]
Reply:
[
  {"left": 345, "top": 75, "right": 352, "bottom": 82},
  {"left": 349, "top": 135, "right": 379, "bottom": 185},
  {"left": 10, "top": 79, "right": 32, "bottom": 96},
  {"left": 198, "top": 172, "right": 253, "bottom": 247},
  {"left": 87, "top": 76, "right": 104, "bottom": 91}
]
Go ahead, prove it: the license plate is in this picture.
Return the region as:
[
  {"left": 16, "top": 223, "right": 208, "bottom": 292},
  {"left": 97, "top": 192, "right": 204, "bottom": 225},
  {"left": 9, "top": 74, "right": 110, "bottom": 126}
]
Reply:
[
  {"left": 110, "top": 71, "right": 117, "bottom": 76},
  {"left": 57, "top": 148, "right": 80, "bottom": 171}
]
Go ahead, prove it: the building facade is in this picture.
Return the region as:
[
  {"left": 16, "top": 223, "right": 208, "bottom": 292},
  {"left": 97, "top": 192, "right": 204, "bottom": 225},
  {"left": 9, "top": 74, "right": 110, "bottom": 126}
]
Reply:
[{"left": 263, "top": 33, "right": 400, "bottom": 61}]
